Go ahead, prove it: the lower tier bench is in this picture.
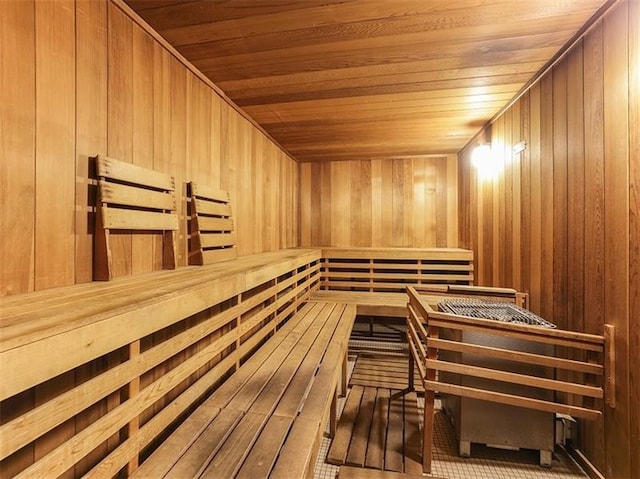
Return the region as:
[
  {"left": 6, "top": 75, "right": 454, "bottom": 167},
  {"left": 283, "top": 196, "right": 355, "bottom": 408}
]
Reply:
[{"left": 132, "top": 301, "right": 356, "bottom": 479}]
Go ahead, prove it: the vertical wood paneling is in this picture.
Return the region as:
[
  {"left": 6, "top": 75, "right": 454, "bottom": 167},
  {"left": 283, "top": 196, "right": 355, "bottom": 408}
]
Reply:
[
  {"left": 582, "top": 20, "right": 606, "bottom": 470},
  {"left": 1, "top": 0, "right": 300, "bottom": 286},
  {"left": 458, "top": 2, "right": 637, "bottom": 475},
  {"left": 0, "top": 0, "right": 35, "bottom": 297},
  {"left": 107, "top": 3, "right": 133, "bottom": 277},
  {"left": 299, "top": 157, "right": 459, "bottom": 248},
  {"left": 132, "top": 25, "right": 155, "bottom": 274},
  {"left": 529, "top": 83, "right": 542, "bottom": 315},
  {"left": 602, "top": 3, "right": 630, "bottom": 477},
  {"left": 552, "top": 60, "right": 568, "bottom": 330},
  {"left": 34, "top": 0, "right": 76, "bottom": 290},
  {"left": 628, "top": 0, "right": 640, "bottom": 474}
]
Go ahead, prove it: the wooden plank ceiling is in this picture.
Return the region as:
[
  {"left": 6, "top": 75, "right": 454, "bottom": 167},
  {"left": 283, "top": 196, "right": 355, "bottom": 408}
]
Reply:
[{"left": 125, "top": 0, "right": 608, "bottom": 162}]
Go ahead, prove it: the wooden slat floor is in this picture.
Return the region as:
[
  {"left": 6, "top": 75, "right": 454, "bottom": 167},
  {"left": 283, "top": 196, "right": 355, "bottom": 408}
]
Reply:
[
  {"left": 327, "top": 385, "right": 423, "bottom": 474},
  {"left": 349, "top": 354, "right": 424, "bottom": 393}
]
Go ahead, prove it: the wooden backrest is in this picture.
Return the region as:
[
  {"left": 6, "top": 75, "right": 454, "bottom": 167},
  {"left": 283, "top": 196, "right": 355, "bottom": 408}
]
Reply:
[
  {"left": 320, "top": 247, "right": 474, "bottom": 293},
  {"left": 188, "top": 181, "right": 236, "bottom": 265},
  {"left": 94, "top": 155, "right": 178, "bottom": 280}
]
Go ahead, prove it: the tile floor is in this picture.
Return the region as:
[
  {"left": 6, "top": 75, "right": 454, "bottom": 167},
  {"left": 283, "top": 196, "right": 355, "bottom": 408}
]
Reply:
[{"left": 313, "top": 329, "right": 588, "bottom": 479}]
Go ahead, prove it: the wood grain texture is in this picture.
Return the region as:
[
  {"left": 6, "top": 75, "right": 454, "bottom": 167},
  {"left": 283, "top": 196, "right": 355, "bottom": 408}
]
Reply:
[
  {"left": 0, "top": 0, "right": 35, "bottom": 297},
  {"left": 457, "top": 2, "right": 637, "bottom": 476},
  {"left": 34, "top": 0, "right": 76, "bottom": 290},
  {"left": 125, "top": 0, "right": 608, "bottom": 162},
  {"left": 0, "top": 0, "right": 299, "bottom": 294},
  {"left": 299, "top": 157, "right": 458, "bottom": 248}
]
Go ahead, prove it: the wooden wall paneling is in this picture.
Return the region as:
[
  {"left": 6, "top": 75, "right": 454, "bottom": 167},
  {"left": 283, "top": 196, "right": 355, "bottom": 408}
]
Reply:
[
  {"left": 424, "top": 158, "right": 437, "bottom": 247},
  {"left": 348, "top": 160, "right": 362, "bottom": 247},
  {"left": 34, "top": 0, "right": 75, "bottom": 290},
  {"left": 447, "top": 155, "right": 459, "bottom": 247},
  {"left": 628, "top": 0, "right": 640, "bottom": 475},
  {"left": 539, "top": 74, "right": 554, "bottom": 322},
  {"left": 552, "top": 60, "right": 569, "bottom": 330},
  {"left": 491, "top": 117, "right": 502, "bottom": 285},
  {"left": 252, "top": 132, "right": 265, "bottom": 253},
  {"left": 503, "top": 109, "right": 514, "bottom": 288},
  {"left": 74, "top": 1, "right": 109, "bottom": 474},
  {"left": 107, "top": 3, "right": 133, "bottom": 277},
  {"left": 241, "top": 118, "right": 253, "bottom": 254},
  {"left": 169, "top": 56, "right": 187, "bottom": 265},
  {"left": 132, "top": 25, "right": 155, "bottom": 274},
  {"left": 359, "top": 160, "right": 373, "bottom": 247},
  {"left": 381, "top": 160, "right": 394, "bottom": 247},
  {"left": 370, "top": 160, "right": 382, "bottom": 247},
  {"left": 581, "top": 20, "right": 606, "bottom": 470},
  {"left": 210, "top": 93, "right": 222, "bottom": 189},
  {"left": 435, "top": 157, "right": 448, "bottom": 247},
  {"left": 0, "top": 1, "right": 35, "bottom": 296},
  {"left": 299, "top": 164, "right": 311, "bottom": 246},
  {"left": 152, "top": 42, "right": 171, "bottom": 271},
  {"left": 413, "top": 158, "right": 427, "bottom": 247},
  {"left": 320, "top": 162, "right": 332, "bottom": 246},
  {"left": 403, "top": 158, "right": 413, "bottom": 246},
  {"left": 75, "top": 0, "right": 107, "bottom": 284},
  {"left": 519, "top": 92, "right": 531, "bottom": 300},
  {"left": 566, "top": 44, "right": 586, "bottom": 336},
  {"left": 603, "top": 3, "right": 630, "bottom": 477},
  {"left": 510, "top": 101, "right": 522, "bottom": 291},
  {"left": 265, "top": 143, "right": 277, "bottom": 251},
  {"left": 391, "top": 159, "right": 404, "bottom": 247},
  {"left": 481, "top": 170, "right": 494, "bottom": 287},
  {"left": 332, "top": 161, "right": 351, "bottom": 246},
  {"left": 528, "top": 84, "right": 542, "bottom": 315}
]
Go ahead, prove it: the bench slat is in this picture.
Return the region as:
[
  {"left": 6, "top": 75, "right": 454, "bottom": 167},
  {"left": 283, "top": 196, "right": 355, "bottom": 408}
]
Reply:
[
  {"left": 103, "top": 208, "right": 179, "bottom": 231},
  {"left": 97, "top": 155, "right": 174, "bottom": 191},
  {"left": 235, "top": 414, "right": 292, "bottom": 479},
  {"left": 200, "top": 411, "right": 267, "bottom": 478},
  {"left": 99, "top": 180, "right": 176, "bottom": 210},
  {"left": 164, "top": 408, "right": 243, "bottom": 479}
]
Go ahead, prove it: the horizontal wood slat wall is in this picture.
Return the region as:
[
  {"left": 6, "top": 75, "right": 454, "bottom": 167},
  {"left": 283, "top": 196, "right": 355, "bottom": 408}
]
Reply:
[
  {"left": 0, "top": 0, "right": 298, "bottom": 297},
  {"left": 299, "top": 157, "right": 458, "bottom": 248},
  {"left": 458, "top": 2, "right": 638, "bottom": 477}
]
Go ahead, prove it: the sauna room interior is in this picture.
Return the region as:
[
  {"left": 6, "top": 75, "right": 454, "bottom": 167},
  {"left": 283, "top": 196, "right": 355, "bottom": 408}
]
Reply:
[{"left": 0, "top": 1, "right": 638, "bottom": 478}]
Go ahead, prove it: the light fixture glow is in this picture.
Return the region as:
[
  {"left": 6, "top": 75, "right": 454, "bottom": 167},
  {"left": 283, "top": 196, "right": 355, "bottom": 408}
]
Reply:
[{"left": 471, "top": 144, "right": 502, "bottom": 179}]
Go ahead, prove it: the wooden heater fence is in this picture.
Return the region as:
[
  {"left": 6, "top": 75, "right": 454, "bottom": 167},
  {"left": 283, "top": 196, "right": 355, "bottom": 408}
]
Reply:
[{"left": 406, "top": 286, "right": 611, "bottom": 474}]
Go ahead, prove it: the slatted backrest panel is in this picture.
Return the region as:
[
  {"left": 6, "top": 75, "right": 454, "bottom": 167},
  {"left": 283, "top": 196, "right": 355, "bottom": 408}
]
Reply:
[
  {"left": 320, "top": 248, "right": 474, "bottom": 293},
  {"left": 94, "top": 156, "right": 178, "bottom": 280},
  {"left": 188, "top": 182, "right": 236, "bottom": 265},
  {"left": 97, "top": 156, "right": 178, "bottom": 231}
]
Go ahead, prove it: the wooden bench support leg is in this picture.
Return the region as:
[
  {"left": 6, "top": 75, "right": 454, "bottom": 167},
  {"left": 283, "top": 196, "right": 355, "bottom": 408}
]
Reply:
[
  {"left": 422, "top": 389, "right": 435, "bottom": 474},
  {"left": 341, "top": 353, "right": 348, "bottom": 397},
  {"left": 330, "top": 389, "right": 338, "bottom": 439},
  {"left": 126, "top": 340, "right": 141, "bottom": 476}
]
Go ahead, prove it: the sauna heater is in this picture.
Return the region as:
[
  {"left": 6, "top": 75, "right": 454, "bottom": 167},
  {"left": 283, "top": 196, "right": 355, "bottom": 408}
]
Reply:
[{"left": 438, "top": 299, "right": 557, "bottom": 466}]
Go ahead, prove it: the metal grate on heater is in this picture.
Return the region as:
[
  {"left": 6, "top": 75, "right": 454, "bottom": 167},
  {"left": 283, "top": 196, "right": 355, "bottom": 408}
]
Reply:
[{"left": 438, "top": 299, "right": 556, "bottom": 328}]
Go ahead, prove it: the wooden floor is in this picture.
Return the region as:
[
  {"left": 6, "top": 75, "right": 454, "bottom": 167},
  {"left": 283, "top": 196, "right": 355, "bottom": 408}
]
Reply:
[
  {"left": 349, "top": 354, "right": 424, "bottom": 393},
  {"left": 327, "top": 385, "right": 423, "bottom": 474}
]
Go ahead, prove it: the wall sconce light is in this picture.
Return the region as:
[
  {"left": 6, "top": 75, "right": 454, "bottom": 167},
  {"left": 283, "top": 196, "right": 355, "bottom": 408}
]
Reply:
[{"left": 471, "top": 143, "right": 502, "bottom": 179}]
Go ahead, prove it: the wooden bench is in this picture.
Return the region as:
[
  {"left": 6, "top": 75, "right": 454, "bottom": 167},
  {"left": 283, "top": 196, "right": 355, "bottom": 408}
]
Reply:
[
  {"left": 133, "top": 301, "right": 356, "bottom": 479},
  {"left": 0, "top": 249, "right": 324, "bottom": 478}
]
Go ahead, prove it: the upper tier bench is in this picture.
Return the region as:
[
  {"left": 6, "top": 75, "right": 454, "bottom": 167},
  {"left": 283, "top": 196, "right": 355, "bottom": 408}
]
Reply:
[
  {"left": 0, "top": 248, "right": 324, "bottom": 478},
  {"left": 133, "top": 302, "right": 355, "bottom": 479}
]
